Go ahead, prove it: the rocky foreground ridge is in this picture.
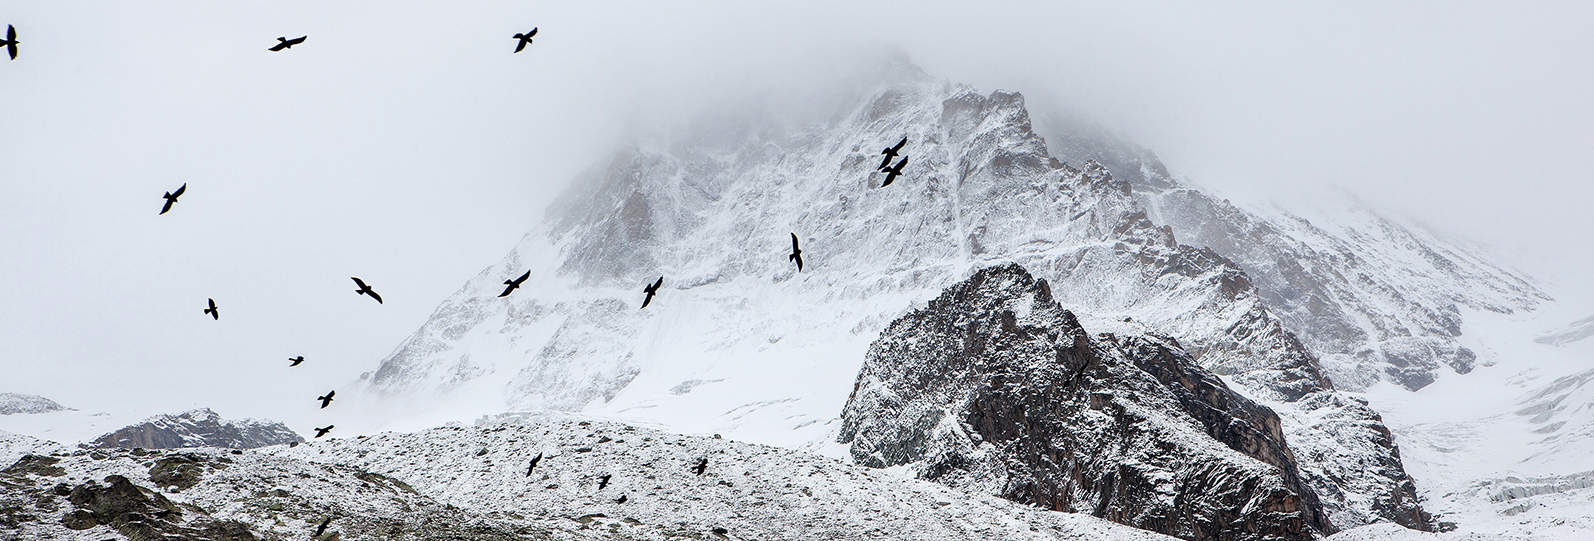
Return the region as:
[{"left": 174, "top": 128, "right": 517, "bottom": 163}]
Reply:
[
  {"left": 841, "top": 264, "right": 1329, "bottom": 541},
  {"left": 0, "top": 420, "right": 1179, "bottom": 541}
]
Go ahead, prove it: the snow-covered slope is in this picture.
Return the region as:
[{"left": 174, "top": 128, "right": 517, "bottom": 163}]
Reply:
[
  {"left": 0, "top": 393, "right": 71, "bottom": 415},
  {"left": 1536, "top": 314, "right": 1594, "bottom": 346},
  {"left": 356, "top": 62, "right": 1426, "bottom": 531},
  {"left": 88, "top": 408, "right": 303, "bottom": 450},
  {"left": 1035, "top": 117, "right": 1550, "bottom": 392}
]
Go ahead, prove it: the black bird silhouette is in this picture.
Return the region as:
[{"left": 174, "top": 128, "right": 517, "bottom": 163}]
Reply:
[
  {"left": 691, "top": 458, "right": 707, "bottom": 476},
  {"left": 268, "top": 35, "right": 306, "bottom": 51},
  {"left": 289, "top": 356, "right": 305, "bottom": 367},
  {"left": 526, "top": 453, "right": 542, "bottom": 476},
  {"left": 881, "top": 156, "right": 908, "bottom": 187},
  {"left": 313, "top": 425, "right": 333, "bottom": 438},
  {"left": 314, "top": 517, "right": 331, "bottom": 537},
  {"left": 878, "top": 137, "right": 906, "bottom": 170},
  {"left": 615, "top": 494, "right": 627, "bottom": 503},
  {"left": 788, "top": 233, "right": 804, "bottom": 271},
  {"left": 159, "top": 183, "right": 186, "bottom": 215},
  {"left": 2, "top": 25, "right": 17, "bottom": 61},
  {"left": 499, "top": 270, "right": 531, "bottom": 297},
  {"left": 597, "top": 474, "right": 611, "bottom": 490},
  {"left": 351, "top": 277, "right": 382, "bottom": 304},
  {"left": 641, "top": 276, "right": 663, "bottom": 309},
  {"left": 317, "top": 390, "right": 335, "bottom": 409},
  {"left": 203, "top": 298, "right": 219, "bottom": 320},
  {"left": 512, "top": 28, "right": 537, "bottom": 53}
]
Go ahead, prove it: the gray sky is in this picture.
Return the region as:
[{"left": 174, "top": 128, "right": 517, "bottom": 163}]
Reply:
[{"left": 1, "top": 1, "right": 1590, "bottom": 433}]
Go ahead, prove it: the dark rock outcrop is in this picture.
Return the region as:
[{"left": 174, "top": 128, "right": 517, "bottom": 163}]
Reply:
[
  {"left": 63, "top": 474, "right": 258, "bottom": 540},
  {"left": 90, "top": 408, "right": 303, "bottom": 450},
  {"left": 840, "top": 263, "right": 1331, "bottom": 540}
]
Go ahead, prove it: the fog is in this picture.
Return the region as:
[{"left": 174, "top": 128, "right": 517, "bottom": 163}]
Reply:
[{"left": 1, "top": 1, "right": 1590, "bottom": 434}]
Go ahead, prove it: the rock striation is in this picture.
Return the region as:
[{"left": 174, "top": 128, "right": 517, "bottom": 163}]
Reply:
[
  {"left": 840, "top": 263, "right": 1330, "bottom": 541},
  {"left": 89, "top": 408, "right": 302, "bottom": 450}
]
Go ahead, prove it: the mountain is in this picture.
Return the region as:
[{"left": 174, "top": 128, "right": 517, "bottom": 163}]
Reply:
[
  {"left": 840, "top": 264, "right": 1330, "bottom": 540},
  {"left": 0, "top": 417, "right": 1180, "bottom": 540},
  {"left": 360, "top": 61, "right": 1432, "bottom": 531},
  {"left": 88, "top": 408, "right": 302, "bottom": 450},
  {"left": 1035, "top": 114, "right": 1550, "bottom": 392},
  {"left": 0, "top": 393, "right": 71, "bottom": 415},
  {"left": 1536, "top": 315, "right": 1594, "bottom": 346}
]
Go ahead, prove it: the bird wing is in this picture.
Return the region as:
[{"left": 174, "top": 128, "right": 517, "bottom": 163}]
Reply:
[
  {"left": 6, "top": 43, "right": 14, "bottom": 61},
  {"left": 370, "top": 290, "right": 383, "bottom": 304},
  {"left": 516, "top": 270, "right": 531, "bottom": 284},
  {"left": 289, "top": 36, "right": 306, "bottom": 45},
  {"left": 528, "top": 28, "right": 538, "bottom": 37},
  {"left": 653, "top": 276, "right": 664, "bottom": 289},
  {"left": 327, "top": 390, "right": 335, "bottom": 399},
  {"left": 208, "top": 298, "right": 217, "bottom": 310},
  {"left": 269, "top": 42, "right": 287, "bottom": 51},
  {"left": 892, "top": 137, "right": 907, "bottom": 152},
  {"left": 172, "top": 183, "right": 185, "bottom": 197},
  {"left": 514, "top": 40, "right": 527, "bottom": 53},
  {"left": 160, "top": 200, "right": 174, "bottom": 214},
  {"left": 352, "top": 277, "right": 367, "bottom": 289},
  {"left": 6, "top": 25, "right": 13, "bottom": 42},
  {"left": 791, "top": 233, "right": 799, "bottom": 250}
]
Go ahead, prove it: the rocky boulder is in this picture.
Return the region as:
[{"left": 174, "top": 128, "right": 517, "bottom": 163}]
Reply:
[{"left": 840, "top": 263, "right": 1331, "bottom": 541}]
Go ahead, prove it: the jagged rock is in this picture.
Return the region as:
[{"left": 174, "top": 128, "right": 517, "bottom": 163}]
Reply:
[
  {"left": 0, "top": 393, "right": 70, "bottom": 415},
  {"left": 840, "top": 263, "right": 1330, "bottom": 541},
  {"left": 90, "top": 408, "right": 303, "bottom": 450}
]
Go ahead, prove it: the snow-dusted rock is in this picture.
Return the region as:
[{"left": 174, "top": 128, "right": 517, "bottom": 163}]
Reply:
[
  {"left": 1535, "top": 315, "right": 1594, "bottom": 346},
  {"left": 0, "top": 393, "right": 70, "bottom": 416},
  {"left": 840, "top": 263, "right": 1329, "bottom": 540},
  {"left": 88, "top": 408, "right": 302, "bottom": 450}
]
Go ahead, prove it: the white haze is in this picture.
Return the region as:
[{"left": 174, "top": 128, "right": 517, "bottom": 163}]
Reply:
[{"left": 0, "top": 1, "right": 1590, "bottom": 438}]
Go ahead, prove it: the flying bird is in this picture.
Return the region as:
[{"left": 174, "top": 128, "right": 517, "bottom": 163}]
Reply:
[
  {"left": 317, "top": 390, "right": 335, "bottom": 409},
  {"left": 203, "top": 298, "right": 219, "bottom": 320},
  {"left": 788, "top": 233, "right": 804, "bottom": 272},
  {"left": 159, "top": 183, "right": 186, "bottom": 215},
  {"left": 289, "top": 356, "right": 305, "bottom": 367},
  {"left": 615, "top": 494, "right": 627, "bottom": 504},
  {"left": 641, "top": 276, "right": 663, "bottom": 309},
  {"left": 2, "top": 25, "right": 17, "bottom": 61},
  {"left": 351, "top": 277, "right": 382, "bottom": 304},
  {"left": 526, "top": 453, "right": 543, "bottom": 476},
  {"left": 313, "top": 425, "right": 333, "bottom": 438},
  {"left": 691, "top": 458, "right": 707, "bottom": 476},
  {"left": 878, "top": 137, "right": 906, "bottom": 170},
  {"left": 597, "top": 474, "right": 612, "bottom": 490},
  {"left": 314, "top": 517, "right": 331, "bottom": 537},
  {"left": 268, "top": 35, "right": 306, "bottom": 51},
  {"left": 512, "top": 28, "right": 538, "bottom": 53},
  {"left": 499, "top": 270, "right": 531, "bottom": 297},
  {"left": 881, "top": 156, "right": 908, "bottom": 187}
]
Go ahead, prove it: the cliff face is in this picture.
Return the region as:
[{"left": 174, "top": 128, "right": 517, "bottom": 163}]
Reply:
[
  {"left": 840, "top": 264, "right": 1330, "bottom": 541},
  {"left": 89, "top": 409, "right": 302, "bottom": 450}
]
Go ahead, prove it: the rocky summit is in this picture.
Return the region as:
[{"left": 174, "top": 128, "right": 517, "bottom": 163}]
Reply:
[
  {"left": 89, "top": 408, "right": 302, "bottom": 450},
  {"left": 841, "top": 263, "right": 1330, "bottom": 541}
]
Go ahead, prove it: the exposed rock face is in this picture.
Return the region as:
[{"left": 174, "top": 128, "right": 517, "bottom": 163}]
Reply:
[
  {"left": 0, "top": 393, "right": 70, "bottom": 415},
  {"left": 840, "top": 264, "right": 1329, "bottom": 541},
  {"left": 90, "top": 408, "right": 302, "bottom": 450},
  {"left": 62, "top": 474, "right": 259, "bottom": 540}
]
